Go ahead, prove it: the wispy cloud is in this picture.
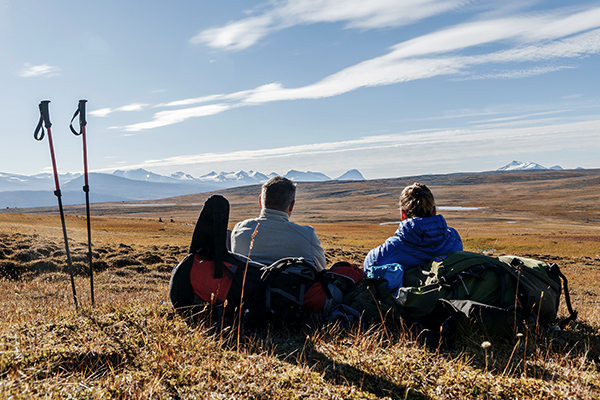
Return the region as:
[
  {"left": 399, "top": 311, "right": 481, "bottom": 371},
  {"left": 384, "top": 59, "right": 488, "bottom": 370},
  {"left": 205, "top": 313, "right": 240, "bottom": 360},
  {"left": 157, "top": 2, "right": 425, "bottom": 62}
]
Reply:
[
  {"left": 89, "top": 103, "right": 149, "bottom": 117},
  {"left": 240, "top": 25, "right": 600, "bottom": 104},
  {"left": 455, "top": 65, "right": 577, "bottom": 81},
  {"left": 107, "top": 117, "right": 600, "bottom": 173},
  {"left": 121, "top": 104, "right": 233, "bottom": 131},
  {"left": 121, "top": 5, "right": 600, "bottom": 131},
  {"left": 192, "top": 0, "right": 468, "bottom": 50},
  {"left": 470, "top": 110, "right": 568, "bottom": 125},
  {"left": 18, "top": 63, "right": 60, "bottom": 78}
]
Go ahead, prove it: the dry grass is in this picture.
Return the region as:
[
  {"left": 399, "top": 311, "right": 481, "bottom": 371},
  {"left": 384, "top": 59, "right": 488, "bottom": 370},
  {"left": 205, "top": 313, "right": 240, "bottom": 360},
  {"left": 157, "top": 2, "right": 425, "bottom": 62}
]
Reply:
[
  {"left": 0, "top": 217, "right": 599, "bottom": 398},
  {"left": 0, "top": 170, "right": 599, "bottom": 398}
]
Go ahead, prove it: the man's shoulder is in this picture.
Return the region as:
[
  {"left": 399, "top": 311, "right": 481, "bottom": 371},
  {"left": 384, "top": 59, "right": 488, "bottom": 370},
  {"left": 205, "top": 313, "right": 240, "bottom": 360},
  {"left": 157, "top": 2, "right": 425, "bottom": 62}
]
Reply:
[
  {"left": 233, "top": 217, "right": 260, "bottom": 231},
  {"left": 287, "top": 219, "right": 317, "bottom": 234}
]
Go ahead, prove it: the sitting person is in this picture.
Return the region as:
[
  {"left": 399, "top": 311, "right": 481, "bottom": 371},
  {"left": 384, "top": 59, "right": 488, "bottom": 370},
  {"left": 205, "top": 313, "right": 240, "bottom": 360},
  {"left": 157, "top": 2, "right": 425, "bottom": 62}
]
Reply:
[
  {"left": 230, "top": 176, "right": 327, "bottom": 271},
  {"left": 363, "top": 182, "right": 463, "bottom": 280}
]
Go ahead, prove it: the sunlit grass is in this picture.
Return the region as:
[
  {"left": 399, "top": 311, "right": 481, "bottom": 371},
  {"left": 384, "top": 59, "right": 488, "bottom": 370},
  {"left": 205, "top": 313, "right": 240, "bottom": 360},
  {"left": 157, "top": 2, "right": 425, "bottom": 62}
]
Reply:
[{"left": 0, "top": 212, "right": 599, "bottom": 398}]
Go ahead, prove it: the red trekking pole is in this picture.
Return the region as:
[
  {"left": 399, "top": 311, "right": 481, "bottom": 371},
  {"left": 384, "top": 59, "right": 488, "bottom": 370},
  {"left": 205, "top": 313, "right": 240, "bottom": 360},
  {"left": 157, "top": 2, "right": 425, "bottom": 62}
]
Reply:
[
  {"left": 70, "top": 99, "right": 94, "bottom": 306},
  {"left": 34, "top": 100, "right": 79, "bottom": 310}
]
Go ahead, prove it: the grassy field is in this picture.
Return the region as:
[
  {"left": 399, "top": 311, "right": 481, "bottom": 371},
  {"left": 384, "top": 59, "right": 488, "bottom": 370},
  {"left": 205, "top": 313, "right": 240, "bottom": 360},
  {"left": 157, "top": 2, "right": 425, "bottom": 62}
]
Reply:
[{"left": 0, "top": 170, "right": 599, "bottom": 399}]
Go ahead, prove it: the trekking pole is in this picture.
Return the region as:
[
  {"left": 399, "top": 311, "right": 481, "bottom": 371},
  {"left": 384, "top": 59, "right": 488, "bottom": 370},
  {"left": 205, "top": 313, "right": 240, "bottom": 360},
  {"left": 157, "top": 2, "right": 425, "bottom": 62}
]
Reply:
[
  {"left": 34, "top": 100, "right": 79, "bottom": 310},
  {"left": 70, "top": 99, "right": 94, "bottom": 306}
]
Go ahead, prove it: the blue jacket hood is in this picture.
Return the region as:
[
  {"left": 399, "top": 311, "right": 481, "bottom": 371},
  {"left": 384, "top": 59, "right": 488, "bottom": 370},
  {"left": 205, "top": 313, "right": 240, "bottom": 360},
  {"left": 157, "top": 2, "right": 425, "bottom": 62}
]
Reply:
[{"left": 363, "top": 214, "right": 463, "bottom": 271}]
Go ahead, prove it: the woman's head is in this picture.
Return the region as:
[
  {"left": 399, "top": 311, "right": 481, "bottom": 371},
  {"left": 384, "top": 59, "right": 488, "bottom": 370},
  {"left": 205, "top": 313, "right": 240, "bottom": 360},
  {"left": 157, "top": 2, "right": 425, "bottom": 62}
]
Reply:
[{"left": 400, "top": 182, "right": 436, "bottom": 219}]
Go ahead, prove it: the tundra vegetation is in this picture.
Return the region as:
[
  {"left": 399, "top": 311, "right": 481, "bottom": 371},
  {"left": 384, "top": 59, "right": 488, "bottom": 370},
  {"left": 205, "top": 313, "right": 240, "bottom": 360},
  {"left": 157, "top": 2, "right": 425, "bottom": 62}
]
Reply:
[{"left": 0, "top": 170, "right": 598, "bottom": 399}]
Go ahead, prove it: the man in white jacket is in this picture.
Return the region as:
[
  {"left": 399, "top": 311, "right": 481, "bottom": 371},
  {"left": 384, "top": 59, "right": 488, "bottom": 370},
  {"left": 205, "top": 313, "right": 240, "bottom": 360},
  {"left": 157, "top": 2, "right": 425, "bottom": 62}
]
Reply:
[{"left": 230, "top": 176, "right": 327, "bottom": 271}]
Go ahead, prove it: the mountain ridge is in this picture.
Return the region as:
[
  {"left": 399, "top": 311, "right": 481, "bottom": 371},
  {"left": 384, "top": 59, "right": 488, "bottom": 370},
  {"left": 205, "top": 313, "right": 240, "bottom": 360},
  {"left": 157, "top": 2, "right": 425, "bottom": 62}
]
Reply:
[
  {"left": 0, "top": 168, "right": 364, "bottom": 208},
  {"left": 1, "top": 164, "right": 589, "bottom": 208},
  {"left": 496, "top": 161, "right": 583, "bottom": 171}
]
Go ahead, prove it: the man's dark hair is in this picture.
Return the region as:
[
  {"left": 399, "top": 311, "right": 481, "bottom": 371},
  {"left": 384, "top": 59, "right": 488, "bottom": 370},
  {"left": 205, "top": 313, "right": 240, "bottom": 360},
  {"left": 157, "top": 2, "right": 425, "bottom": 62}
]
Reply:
[
  {"left": 400, "top": 182, "right": 436, "bottom": 218},
  {"left": 261, "top": 176, "right": 296, "bottom": 211}
]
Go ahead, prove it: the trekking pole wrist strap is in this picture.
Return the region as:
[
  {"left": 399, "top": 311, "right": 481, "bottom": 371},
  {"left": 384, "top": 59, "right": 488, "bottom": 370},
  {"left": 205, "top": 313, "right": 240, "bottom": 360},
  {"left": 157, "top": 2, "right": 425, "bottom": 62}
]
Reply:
[
  {"left": 34, "top": 100, "right": 52, "bottom": 141},
  {"left": 69, "top": 99, "right": 87, "bottom": 136},
  {"left": 34, "top": 115, "right": 45, "bottom": 140}
]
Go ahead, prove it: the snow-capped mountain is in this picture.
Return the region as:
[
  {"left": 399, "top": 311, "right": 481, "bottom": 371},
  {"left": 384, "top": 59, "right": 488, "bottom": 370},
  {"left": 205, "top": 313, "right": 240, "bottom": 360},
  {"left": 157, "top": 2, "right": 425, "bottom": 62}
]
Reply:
[
  {"left": 200, "top": 170, "right": 270, "bottom": 185},
  {"left": 0, "top": 172, "right": 81, "bottom": 192},
  {"left": 497, "top": 161, "right": 558, "bottom": 171},
  {"left": 170, "top": 171, "right": 199, "bottom": 181},
  {"left": 0, "top": 168, "right": 364, "bottom": 208},
  {"left": 113, "top": 168, "right": 178, "bottom": 183}
]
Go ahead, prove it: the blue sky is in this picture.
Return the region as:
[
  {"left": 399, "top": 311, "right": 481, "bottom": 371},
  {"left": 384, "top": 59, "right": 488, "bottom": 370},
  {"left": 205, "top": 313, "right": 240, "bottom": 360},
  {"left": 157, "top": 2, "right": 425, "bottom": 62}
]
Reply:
[{"left": 2, "top": 0, "right": 600, "bottom": 180}]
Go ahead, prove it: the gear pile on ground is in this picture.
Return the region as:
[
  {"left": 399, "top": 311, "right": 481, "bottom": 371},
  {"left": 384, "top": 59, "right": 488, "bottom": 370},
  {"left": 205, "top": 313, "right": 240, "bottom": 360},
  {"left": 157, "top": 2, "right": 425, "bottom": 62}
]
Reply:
[{"left": 169, "top": 195, "right": 579, "bottom": 341}]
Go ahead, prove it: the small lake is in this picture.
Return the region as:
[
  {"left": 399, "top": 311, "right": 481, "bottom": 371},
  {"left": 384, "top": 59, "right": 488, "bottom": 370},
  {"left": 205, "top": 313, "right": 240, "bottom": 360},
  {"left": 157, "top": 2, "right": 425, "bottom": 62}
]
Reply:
[
  {"left": 115, "top": 203, "right": 177, "bottom": 207},
  {"left": 437, "top": 206, "right": 486, "bottom": 211}
]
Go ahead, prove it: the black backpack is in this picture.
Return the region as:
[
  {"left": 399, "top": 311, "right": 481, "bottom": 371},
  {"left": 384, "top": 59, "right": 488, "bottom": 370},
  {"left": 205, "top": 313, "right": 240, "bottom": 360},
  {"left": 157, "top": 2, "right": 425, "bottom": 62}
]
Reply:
[
  {"left": 169, "top": 195, "right": 264, "bottom": 320},
  {"left": 246, "top": 257, "right": 321, "bottom": 324}
]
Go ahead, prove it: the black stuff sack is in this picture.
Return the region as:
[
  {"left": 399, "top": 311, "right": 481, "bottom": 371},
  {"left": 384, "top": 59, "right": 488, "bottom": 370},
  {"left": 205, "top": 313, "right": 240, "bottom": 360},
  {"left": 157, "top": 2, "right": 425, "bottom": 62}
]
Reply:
[{"left": 169, "top": 195, "right": 264, "bottom": 320}]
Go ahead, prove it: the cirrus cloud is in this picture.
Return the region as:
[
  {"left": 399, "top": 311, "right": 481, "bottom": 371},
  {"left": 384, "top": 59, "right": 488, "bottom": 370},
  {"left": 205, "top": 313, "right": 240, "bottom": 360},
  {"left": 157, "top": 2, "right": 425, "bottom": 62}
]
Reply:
[
  {"left": 192, "top": 0, "right": 470, "bottom": 50},
  {"left": 18, "top": 63, "right": 61, "bottom": 78},
  {"left": 89, "top": 103, "right": 149, "bottom": 117},
  {"left": 119, "top": 5, "right": 600, "bottom": 131}
]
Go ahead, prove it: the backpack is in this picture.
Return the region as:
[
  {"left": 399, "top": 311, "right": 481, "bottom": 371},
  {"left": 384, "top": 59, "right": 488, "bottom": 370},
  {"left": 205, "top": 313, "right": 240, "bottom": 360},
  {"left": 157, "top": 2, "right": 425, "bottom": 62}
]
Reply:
[
  {"left": 397, "top": 251, "right": 577, "bottom": 338},
  {"left": 324, "top": 261, "right": 367, "bottom": 292},
  {"left": 498, "top": 255, "right": 573, "bottom": 325},
  {"left": 303, "top": 261, "right": 366, "bottom": 317},
  {"left": 342, "top": 277, "right": 405, "bottom": 327},
  {"left": 303, "top": 261, "right": 404, "bottom": 328},
  {"left": 169, "top": 195, "right": 264, "bottom": 320},
  {"left": 246, "top": 257, "right": 320, "bottom": 324}
]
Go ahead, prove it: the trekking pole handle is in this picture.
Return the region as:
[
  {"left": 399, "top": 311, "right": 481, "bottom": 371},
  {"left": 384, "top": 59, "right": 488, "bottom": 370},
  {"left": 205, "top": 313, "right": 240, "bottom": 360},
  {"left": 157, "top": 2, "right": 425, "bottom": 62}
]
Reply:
[
  {"left": 34, "top": 100, "right": 52, "bottom": 141},
  {"left": 40, "top": 100, "right": 52, "bottom": 128},
  {"left": 79, "top": 99, "right": 87, "bottom": 126},
  {"left": 70, "top": 99, "right": 88, "bottom": 135}
]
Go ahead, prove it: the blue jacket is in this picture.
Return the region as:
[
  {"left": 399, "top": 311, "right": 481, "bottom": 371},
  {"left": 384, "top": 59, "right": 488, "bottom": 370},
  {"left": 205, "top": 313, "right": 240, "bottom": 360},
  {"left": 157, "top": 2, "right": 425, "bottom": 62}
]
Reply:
[{"left": 363, "top": 214, "right": 463, "bottom": 273}]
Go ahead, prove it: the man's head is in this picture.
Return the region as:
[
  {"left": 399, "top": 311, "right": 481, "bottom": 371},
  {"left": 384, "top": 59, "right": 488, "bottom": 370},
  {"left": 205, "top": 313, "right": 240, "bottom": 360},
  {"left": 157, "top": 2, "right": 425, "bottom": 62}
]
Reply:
[
  {"left": 260, "top": 176, "right": 296, "bottom": 215},
  {"left": 400, "top": 182, "right": 436, "bottom": 219}
]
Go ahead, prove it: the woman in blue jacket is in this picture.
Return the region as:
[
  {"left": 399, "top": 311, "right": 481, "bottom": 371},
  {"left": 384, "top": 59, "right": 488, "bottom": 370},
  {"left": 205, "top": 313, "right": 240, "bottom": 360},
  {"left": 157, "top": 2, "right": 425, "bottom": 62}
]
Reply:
[{"left": 363, "top": 183, "right": 463, "bottom": 277}]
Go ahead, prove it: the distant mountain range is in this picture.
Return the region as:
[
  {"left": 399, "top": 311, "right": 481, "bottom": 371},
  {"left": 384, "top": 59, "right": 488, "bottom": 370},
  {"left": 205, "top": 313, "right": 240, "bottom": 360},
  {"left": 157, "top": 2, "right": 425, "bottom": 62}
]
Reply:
[
  {"left": 0, "top": 168, "right": 365, "bottom": 208},
  {"left": 497, "top": 161, "right": 583, "bottom": 171},
  {"left": 2, "top": 163, "right": 590, "bottom": 208}
]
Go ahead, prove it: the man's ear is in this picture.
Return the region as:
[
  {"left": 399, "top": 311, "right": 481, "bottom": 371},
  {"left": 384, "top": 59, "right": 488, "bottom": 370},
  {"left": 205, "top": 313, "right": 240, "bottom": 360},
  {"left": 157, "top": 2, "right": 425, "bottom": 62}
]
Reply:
[
  {"left": 288, "top": 199, "right": 295, "bottom": 215},
  {"left": 258, "top": 195, "right": 263, "bottom": 208},
  {"left": 401, "top": 210, "right": 407, "bottom": 221}
]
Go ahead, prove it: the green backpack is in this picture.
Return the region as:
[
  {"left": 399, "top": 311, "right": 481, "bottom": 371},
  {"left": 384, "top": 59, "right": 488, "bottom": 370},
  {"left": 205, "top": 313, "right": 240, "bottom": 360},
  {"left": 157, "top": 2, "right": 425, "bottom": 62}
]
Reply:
[{"left": 397, "top": 251, "right": 577, "bottom": 336}]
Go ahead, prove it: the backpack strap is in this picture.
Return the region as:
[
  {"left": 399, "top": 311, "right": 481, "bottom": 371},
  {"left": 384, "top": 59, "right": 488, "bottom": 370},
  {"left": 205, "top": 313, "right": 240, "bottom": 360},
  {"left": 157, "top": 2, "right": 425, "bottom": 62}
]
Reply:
[
  {"left": 441, "top": 263, "right": 508, "bottom": 304},
  {"left": 550, "top": 263, "right": 578, "bottom": 328}
]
